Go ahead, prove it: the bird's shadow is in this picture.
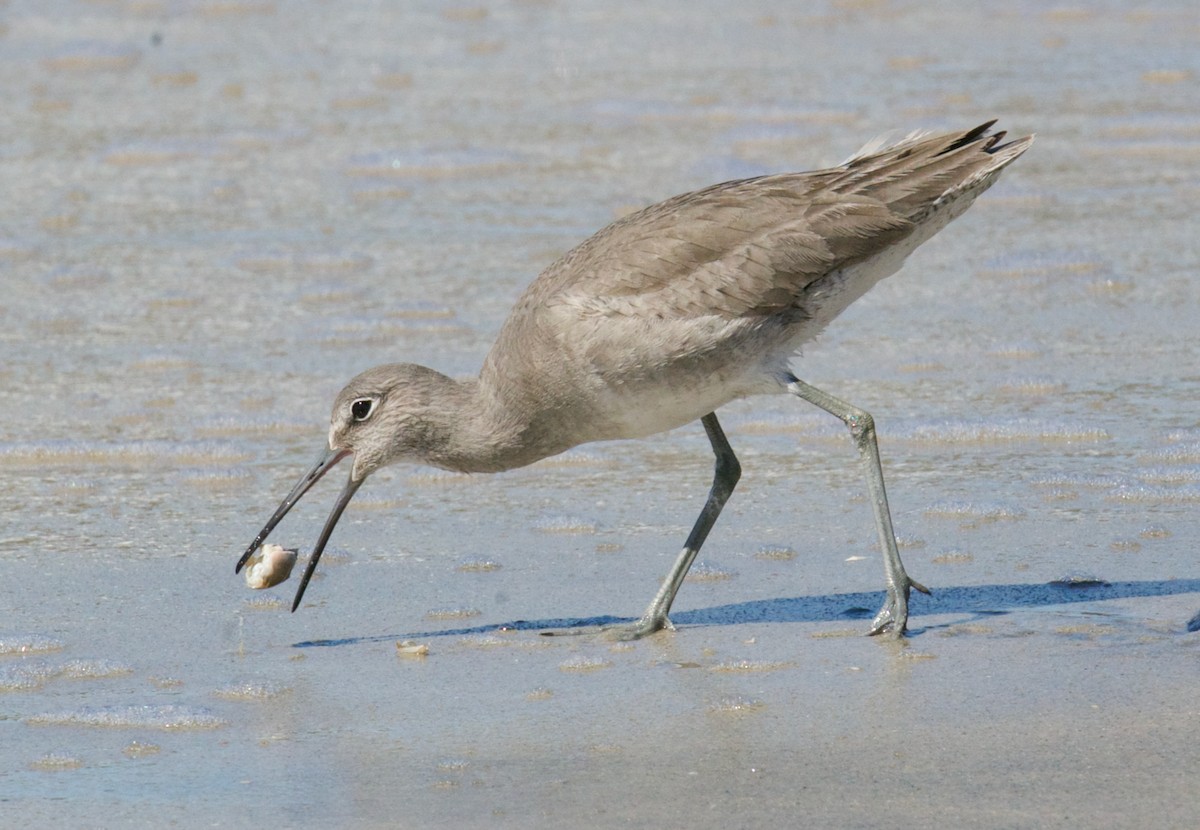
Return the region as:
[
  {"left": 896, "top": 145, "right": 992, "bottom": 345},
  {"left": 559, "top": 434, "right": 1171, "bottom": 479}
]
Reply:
[{"left": 293, "top": 578, "right": 1200, "bottom": 648}]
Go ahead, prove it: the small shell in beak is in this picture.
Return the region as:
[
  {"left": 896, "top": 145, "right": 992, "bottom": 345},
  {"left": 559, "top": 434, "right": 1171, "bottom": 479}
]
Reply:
[{"left": 243, "top": 544, "right": 299, "bottom": 590}]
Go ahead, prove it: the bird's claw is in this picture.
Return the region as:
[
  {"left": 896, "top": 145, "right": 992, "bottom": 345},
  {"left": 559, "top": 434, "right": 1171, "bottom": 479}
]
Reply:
[
  {"left": 601, "top": 614, "right": 674, "bottom": 641},
  {"left": 867, "top": 576, "right": 929, "bottom": 637}
]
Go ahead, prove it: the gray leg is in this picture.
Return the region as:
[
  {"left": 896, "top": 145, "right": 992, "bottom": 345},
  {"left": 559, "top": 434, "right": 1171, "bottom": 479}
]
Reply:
[
  {"left": 786, "top": 375, "right": 929, "bottom": 636},
  {"left": 607, "top": 412, "right": 741, "bottom": 640}
]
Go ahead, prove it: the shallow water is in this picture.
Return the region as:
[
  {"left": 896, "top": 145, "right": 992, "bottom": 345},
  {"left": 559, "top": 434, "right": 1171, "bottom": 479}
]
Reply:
[{"left": 2, "top": 1, "right": 1200, "bottom": 828}]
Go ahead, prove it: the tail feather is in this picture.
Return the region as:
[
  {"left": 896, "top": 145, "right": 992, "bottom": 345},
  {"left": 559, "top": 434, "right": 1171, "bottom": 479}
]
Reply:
[{"left": 833, "top": 121, "right": 1034, "bottom": 223}]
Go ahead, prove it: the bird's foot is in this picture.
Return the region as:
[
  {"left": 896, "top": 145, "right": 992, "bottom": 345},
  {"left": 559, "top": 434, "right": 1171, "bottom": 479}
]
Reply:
[
  {"left": 601, "top": 614, "right": 674, "bottom": 642},
  {"left": 538, "top": 614, "right": 673, "bottom": 639},
  {"left": 867, "top": 575, "right": 930, "bottom": 637}
]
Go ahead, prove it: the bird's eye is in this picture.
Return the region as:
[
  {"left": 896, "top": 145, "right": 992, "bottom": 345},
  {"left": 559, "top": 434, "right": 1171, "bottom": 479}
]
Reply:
[{"left": 351, "top": 398, "right": 375, "bottom": 422}]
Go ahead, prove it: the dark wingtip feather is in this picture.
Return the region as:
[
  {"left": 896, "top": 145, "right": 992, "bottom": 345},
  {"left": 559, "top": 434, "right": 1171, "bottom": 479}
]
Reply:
[
  {"left": 934, "top": 121, "right": 1034, "bottom": 164},
  {"left": 938, "top": 120, "right": 999, "bottom": 156}
]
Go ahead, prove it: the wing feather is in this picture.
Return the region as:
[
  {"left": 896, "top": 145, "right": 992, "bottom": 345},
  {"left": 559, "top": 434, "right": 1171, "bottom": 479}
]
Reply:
[{"left": 505, "top": 122, "right": 1031, "bottom": 327}]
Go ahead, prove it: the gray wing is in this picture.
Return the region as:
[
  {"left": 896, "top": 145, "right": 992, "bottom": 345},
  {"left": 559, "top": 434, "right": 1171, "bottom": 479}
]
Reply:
[{"left": 519, "top": 121, "right": 1032, "bottom": 323}]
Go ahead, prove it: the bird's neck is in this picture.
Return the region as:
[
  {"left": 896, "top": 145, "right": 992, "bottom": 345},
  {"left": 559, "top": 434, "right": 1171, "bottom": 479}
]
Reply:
[{"left": 424, "top": 373, "right": 564, "bottom": 474}]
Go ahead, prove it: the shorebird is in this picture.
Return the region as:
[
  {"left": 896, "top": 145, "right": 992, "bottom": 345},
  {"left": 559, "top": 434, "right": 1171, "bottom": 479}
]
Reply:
[{"left": 237, "top": 120, "right": 1033, "bottom": 639}]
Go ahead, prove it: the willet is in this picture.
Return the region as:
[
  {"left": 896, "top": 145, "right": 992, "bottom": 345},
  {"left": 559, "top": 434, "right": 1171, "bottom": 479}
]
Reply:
[{"left": 237, "top": 120, "right": 1033, "bottom": 638}]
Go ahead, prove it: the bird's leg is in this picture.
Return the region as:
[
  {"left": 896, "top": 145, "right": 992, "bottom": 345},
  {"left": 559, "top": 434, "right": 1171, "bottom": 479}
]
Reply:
[
  {"left": 604, "top": 412, "right": 742, "bottom": 641},
  {"left": 785, "top": 375, "right": 929, "bottom": 637}
]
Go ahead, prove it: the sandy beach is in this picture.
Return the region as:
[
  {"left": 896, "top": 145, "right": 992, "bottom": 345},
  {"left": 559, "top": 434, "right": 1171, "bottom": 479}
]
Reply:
[{"left": 2, "top": 2, "right": 1199, "bottom": 827}]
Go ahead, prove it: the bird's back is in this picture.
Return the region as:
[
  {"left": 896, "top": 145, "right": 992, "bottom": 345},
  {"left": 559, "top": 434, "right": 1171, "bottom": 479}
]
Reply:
[
  {"left": 518, "top": 121, "right": 1032, "bottom": 323},
  {"left": 479, "top": 122, "right": 1032, "bottom": 452}
]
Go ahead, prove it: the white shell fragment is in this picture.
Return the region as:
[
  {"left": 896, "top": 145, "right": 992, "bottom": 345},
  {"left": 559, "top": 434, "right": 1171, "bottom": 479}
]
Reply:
[
  {"left": 243, "top": 544, "right": 298, "bottom": 590},
  {"left": 395, "top": 640, "right": 430, "bottom": 657}
]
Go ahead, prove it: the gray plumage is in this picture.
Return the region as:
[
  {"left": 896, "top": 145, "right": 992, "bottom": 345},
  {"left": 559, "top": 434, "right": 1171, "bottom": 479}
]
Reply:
[{"left": 238, "top": 120, "right": 1033, "bottom": 637}]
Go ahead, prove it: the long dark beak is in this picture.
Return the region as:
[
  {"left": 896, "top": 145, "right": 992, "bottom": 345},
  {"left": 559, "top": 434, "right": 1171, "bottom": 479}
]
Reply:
[
  {"left": 235, "top": 447, "right": 360, "bottom": 611},
  {"left": 289, "top": 472, "right": 362, "bottom": 612}
]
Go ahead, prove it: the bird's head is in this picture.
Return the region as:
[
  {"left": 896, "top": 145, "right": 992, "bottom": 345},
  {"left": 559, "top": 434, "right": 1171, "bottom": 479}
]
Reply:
[{"left": 235, "top": 362, "right": 456, "bottom": 611}]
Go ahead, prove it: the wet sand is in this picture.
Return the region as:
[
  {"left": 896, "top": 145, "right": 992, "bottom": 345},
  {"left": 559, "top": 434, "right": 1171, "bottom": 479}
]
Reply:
[{"left": 2, "top": 1, "right": 1199, "bottom": 827}]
